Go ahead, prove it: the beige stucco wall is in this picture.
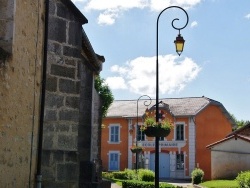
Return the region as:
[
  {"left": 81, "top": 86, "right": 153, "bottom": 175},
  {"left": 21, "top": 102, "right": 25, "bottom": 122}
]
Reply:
[
  {"left": 0, "top": 0, "right": 44, "bottom": 187},
  {"left": 211, "top": 138, "right": 250, "bottom": 179}
]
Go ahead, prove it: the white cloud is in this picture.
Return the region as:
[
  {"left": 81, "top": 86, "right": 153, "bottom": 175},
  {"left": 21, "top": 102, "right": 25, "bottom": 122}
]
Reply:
[
  {"left": 84, "top": 0, "right": 148, "bottom": 11},
  {"left": 106, "top": 54, "right": 201, "bottom": 96},
  {"left": 80, "top": 0, "right": 201, "bottom": 25},
  {"left": 97, "top": 10, "right": 119, "bottom": 25},
  {"left": 245, "top": 13, "right": 250, "bottom": 19},
  {"left": 71, "top": 0, "right": 87, "bottom": 3},
  {"left": 190, "top": 21, "right": 198, "bottom": 28},
  {"left": 149, "top": 0, "right": 201, "bottom": 11},
  {"left": 105, "top": 76, "right": 127, "bottom": 89}
]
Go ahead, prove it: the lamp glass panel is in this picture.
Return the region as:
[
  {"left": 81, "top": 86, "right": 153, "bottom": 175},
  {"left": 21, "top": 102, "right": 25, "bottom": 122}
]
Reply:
[{"left": 176, "top": 42, "right": 184, "bottom": 52}]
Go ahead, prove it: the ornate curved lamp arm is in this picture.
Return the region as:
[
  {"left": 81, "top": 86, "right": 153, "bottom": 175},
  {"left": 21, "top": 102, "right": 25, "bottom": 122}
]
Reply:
[
  {"left": 136, "top": 95, "right": 152, "bottom": 142},
  {"left": 135, "top": 95, "right": 152, "bottom": 171},
  {"left": 157, "top": 6, "right": 189, "bottom": 33},
  {"left": 156, "top": 6, "right": 189, "bottom": 123}
]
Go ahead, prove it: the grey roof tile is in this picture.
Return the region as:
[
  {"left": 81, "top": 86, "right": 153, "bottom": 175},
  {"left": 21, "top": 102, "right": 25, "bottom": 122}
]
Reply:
[{"left": 106, "top": 96, "right": 211, "bottom": 118}]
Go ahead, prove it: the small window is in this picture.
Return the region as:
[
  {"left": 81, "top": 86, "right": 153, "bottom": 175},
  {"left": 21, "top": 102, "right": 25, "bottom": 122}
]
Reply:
[
  {"left": 109, "top": 152, "right": 120, "bottom": 171},
  {"left": 159, "top": 136, "right": 164, "bottom": 141},
  {"left": 176, "top": 124, "right": 184, "bottom": 140},
  {"left": 109, "top": 125, "right": 120, "bottom": 143},
  {"left": 176, "top": 153, "right": 184, "bottom": 170},
  {"left": 137, "top": 126, "right": 145, "bottom": 141}
]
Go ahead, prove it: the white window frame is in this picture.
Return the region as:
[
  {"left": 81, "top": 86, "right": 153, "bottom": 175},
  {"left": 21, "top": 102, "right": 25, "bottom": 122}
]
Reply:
[
  {"left": 175, "top": 122, "right": 185, "bottom": 141},
  {"left": 137, "top": 123, "right": 145, "bottom": 141},
  {"left": 108, "top": 151, "right": 120, "bottom": 171},
  {"left": 176, "top": 153, "right": 184, "bottom": 170},
  {"left": 108, "top": 124, "right": 121, "bottom": 144}
]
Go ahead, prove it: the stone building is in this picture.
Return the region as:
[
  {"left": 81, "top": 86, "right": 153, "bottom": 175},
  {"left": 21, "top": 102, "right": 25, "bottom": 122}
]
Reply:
[
  {"left": 0, "top": 0, "right": 104, "bottom": 187},
  {"left": 0, "top": 0, "right": 44, "bottom": 187}
]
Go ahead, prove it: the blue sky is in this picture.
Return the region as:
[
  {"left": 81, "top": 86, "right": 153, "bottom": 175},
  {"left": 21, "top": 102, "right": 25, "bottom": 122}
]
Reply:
[{"left": 73, "top": 0, "right": 250, "bottom": 121}]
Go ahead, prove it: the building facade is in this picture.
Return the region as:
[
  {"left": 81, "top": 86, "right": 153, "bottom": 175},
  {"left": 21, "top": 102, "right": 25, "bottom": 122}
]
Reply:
[
  {"left": 0, "top": 1, "right": 44, "bottom": 187},
  {"left": 0, "top": 0, "right": 104, "bottom": 187},
  {"left": 207, "top": 123, "right": 250, "bottom": 179},
  {"left": 101, "top": 97, "right": 235, "bottom": 180}
]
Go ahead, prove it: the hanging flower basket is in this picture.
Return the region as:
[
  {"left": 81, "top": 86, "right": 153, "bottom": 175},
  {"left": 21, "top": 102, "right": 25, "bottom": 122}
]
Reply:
[
  {"left": 144, "top": 126, "right": 171, "bottom": 137},
  {"left": 130, "top": 146, "right": 144, "bottom": 153},
  {"left": 141, "top": 117, "right": 172, "bottom": 137}
]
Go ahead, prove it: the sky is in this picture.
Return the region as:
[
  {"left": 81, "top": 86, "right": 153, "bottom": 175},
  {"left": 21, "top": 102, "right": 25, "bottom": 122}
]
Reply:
[{"left": 72, "top": 0, "right": 250, "bottom": 121}]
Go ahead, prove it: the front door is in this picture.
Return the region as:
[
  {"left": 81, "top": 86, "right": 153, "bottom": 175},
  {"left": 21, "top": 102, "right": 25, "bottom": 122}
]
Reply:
[{"left": 150, "top": 152, "right": 170, "bottom": 178}]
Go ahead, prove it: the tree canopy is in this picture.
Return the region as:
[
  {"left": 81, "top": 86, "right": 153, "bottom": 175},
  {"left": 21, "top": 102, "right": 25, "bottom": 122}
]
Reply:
[
  {"left": 94, "top": 75, "right": 114, "bottom": 118},
  {"left": 231, "top": 114, "right": 249, "bottom": 130}
]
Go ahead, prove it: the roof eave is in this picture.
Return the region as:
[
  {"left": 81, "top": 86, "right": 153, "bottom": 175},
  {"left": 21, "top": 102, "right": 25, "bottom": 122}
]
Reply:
[
  {"left": 61, "top": 0, "right": 88, "bottom": 24},
  {"left": 81, "top": 29, "right": 104, "bottom": 73}
]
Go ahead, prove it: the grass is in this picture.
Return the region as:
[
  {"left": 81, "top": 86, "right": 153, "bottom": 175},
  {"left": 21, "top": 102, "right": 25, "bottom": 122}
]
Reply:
[
  {"left": 107, "top": 177, "right": 240, "bottom": 188},
  {"left": 200, "top": 180, "right": 238, "bottom": 188}
]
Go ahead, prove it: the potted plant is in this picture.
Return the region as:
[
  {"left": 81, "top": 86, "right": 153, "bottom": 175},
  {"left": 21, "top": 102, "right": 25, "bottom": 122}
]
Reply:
[
  {"left": 130, "top": 145, "right": 144, "bottom": 153},
  {"left": 141, "top": 117, "right": 173, "bottom": 137}
]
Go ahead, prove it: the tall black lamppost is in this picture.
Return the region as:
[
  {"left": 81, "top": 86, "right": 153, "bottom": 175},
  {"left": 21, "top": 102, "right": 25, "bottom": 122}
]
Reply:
[
  {"left": 155, "top": 6, "right": 189, "bottom": 188},
  {"left": 136, "top": 95, "right": 152, "bottom": 171}
]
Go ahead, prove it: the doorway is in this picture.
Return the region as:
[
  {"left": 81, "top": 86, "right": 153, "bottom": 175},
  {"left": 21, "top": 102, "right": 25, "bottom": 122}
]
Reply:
[{"left": 150, "top": 152, "right": 170, "bottom": 178}]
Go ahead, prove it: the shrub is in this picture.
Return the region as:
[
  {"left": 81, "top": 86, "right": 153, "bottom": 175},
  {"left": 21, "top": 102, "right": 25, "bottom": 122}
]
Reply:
[
  {"left": 122, "top": 180, "right": 176, "bottom": 188},
  {"left": 191, "top": 168, "right": 204, "bottom": 184},
  {"left": 112, "top": 171, "right": 127, "bottom": 180},
  {"left": 236, "top": 171, "right": 250, "bottom": 188},
  {"left": 102, "top": 172, "right": 114, "bottom": 179},
  {"left": 124, "top": 168, "right": 137, "bottom": 180},
  {"left": 138, "top": 169, "right": 155, "bottom": 182}
]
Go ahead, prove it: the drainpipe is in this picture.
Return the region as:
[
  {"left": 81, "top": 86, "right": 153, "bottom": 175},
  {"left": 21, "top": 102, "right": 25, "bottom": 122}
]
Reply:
[{"left": 36, "top": 0, "right": 49, "bottom": 187}]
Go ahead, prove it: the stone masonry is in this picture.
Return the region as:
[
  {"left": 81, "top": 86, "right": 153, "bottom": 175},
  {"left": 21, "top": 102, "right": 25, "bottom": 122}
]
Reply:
[
  {"left": 0, "top": 0, "right": 14, "bottom": 53},
  {"left": 42, "top": 0, "right": 103, "bottom": 187},
  {"left": 0, "top": 1, "right": 44, "bottom": 187},
  {"left": 0, "top": 0, "right": 103, "bottom": 187}
]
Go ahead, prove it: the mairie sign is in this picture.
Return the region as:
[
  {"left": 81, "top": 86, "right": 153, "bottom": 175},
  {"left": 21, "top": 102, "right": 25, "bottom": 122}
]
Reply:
[{"left": 141, "top": 141, "right": 186, "bottom": 148}]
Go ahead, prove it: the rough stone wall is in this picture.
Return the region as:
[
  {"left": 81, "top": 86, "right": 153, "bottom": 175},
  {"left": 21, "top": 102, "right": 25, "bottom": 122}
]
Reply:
[
  {"left": 91, "top": 89, "right": 103, "bottom": 182},
  {"left": 78, "top": 61, "right": 95, "bottom": 187},
  {"left": 0, "top": 0, "right": 44, "bottom": 187},
  {"left": 0, "top": 0, "right": 14, "bottom": 53},
  {"left": 42, "top": 0, "right": 103, "bottom": 187},
  {"left": 78, "top": 60, "right": 102, "bottom": 187},
  {"left": 42, "top": 0, "right": 82, "bottom": 187},
  {"left": 0, "top": 0, "right": 103, "bottom": 187}
]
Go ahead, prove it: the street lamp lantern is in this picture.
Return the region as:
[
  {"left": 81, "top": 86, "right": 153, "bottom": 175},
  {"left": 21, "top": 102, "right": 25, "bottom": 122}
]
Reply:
[{"left": 174, "top": 33, "right": 185, "bottom": 56}]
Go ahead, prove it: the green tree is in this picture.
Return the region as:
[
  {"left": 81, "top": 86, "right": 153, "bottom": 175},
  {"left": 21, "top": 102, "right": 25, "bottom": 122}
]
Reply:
[
  {"left": 94, "top": 75, "right": 114, "bottom": 118},
  {"left": 231, "top": 114, "right": 250, "bottom": 130}
]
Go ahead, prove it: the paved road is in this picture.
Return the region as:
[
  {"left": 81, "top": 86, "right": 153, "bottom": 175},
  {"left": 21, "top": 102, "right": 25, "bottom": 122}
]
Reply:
[
  {"left": 163, "top": 179, "right": 192, "bottom": 187},
  {"left": 111, "top": 179, "right": 192, "bottom": 188},
  {"left": 111, "top": 182, "right": 122, "bottom": 188}
]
